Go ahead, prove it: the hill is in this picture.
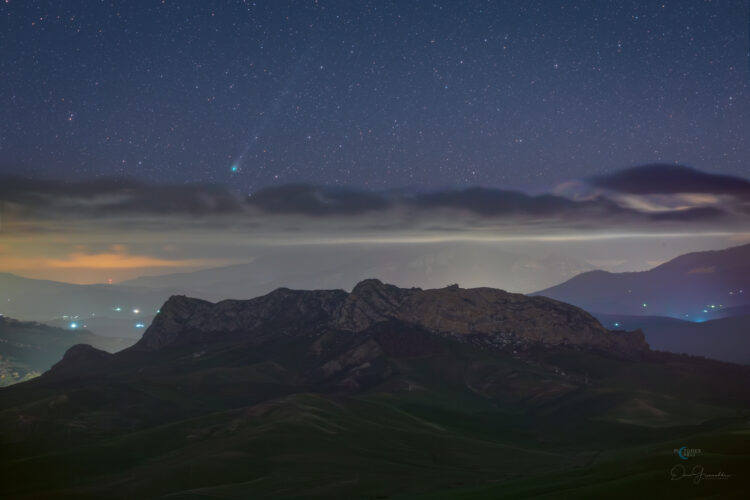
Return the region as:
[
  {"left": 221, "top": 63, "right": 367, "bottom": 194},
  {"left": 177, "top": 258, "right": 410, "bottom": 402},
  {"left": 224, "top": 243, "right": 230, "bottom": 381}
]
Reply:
[
  {"left": 533, "top": 243, "right": 750, "bottom": 318},
  {"left": 0, "top": 280, "right": 748, "bottom": 499}
]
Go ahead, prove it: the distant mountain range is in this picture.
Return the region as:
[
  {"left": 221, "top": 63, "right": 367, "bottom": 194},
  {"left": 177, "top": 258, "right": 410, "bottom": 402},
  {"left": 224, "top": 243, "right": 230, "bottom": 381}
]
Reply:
[
  {"left": 1, "top": 280, "right": 749, "bottom": 498},
  {"left": 0, "top": 316, "right": 133, "bottom": 386},
  {"left": 533, "top": 243, "right": 750, "bottom": 319}
]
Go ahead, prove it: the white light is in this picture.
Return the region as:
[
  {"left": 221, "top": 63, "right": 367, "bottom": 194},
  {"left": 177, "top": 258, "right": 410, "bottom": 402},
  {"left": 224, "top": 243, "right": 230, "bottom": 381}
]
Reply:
[
  {"left": 133, "top": 308, "right": 140, "bottom": 314},
  {"left": 69, "top": 322, "right": 78, "bottom": 329},
  {"left": 135, "top": 322, "right": 145, "bottom": 328}
]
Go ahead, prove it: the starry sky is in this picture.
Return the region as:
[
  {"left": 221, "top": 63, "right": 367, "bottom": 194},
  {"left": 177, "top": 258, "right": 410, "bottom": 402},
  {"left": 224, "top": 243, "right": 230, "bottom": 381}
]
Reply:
[{"left": 1, "top": 0, "right": 748, "bottom": 192}]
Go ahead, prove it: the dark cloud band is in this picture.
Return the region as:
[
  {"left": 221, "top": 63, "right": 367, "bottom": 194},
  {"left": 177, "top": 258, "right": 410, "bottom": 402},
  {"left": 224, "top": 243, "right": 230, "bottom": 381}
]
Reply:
[
  {"left": 0, "top": 176, "right": 243, "bottom": 216},
  {"left": 590, "top": 164, "right": 750, "bottom": 198},
  {"left": 2, "top": 165, "right": 747, "bottom": 233}
]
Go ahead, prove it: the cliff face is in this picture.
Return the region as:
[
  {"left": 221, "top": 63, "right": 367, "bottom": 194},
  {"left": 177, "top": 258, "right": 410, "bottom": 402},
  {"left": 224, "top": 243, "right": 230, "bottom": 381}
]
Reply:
[
  {"left": 134, "top": 279, "right": 648, "bottom": 354},
  {"left": 135, "top": 289, "right": 348, "bottom": 349}
]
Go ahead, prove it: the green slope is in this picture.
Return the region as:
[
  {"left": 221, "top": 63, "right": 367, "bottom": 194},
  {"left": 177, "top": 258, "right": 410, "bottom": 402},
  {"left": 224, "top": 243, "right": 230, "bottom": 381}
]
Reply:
[{"left": 1, "top": 335, "right": 749, "bottom": 498}]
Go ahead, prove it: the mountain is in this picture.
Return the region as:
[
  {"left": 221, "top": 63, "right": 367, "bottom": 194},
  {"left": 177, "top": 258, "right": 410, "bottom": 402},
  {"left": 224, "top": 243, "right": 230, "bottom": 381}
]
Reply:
[
  {"left": 595, "top": 313, "right": 750, "bottom": 365},
  {"left": 0, "top": 316, "right": 133, "bottom": 386},
  {"left": 533, "top": 243, "right": 750, "bottom": 318},
  {"left": 133, "top": 279, "right": 646, "bottom": 354},
  {"left": 0, "top": 272, "right": 171, "bottom": 338},
  {"left": 122, "top": 242, "right": 595, "bottom": 299},
  {"left": 1, "top": 280, "right": 749, "bottom": 499}
]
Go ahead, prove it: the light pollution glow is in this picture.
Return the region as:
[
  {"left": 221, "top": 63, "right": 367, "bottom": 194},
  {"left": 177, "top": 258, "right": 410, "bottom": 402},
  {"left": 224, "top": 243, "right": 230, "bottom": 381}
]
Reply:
[{"left": 2, "top": 229, "right": 748, "bottom": 284}]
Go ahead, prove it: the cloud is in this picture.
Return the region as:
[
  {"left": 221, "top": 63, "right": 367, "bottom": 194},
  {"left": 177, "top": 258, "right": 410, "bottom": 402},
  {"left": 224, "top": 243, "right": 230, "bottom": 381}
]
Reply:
[
  {"left": 2, "top": 169, "right": 747, "bottom": 240},
  {"left": 245, "top": 183, "right": 728, "bottom": 226},
  {"left": 589, "top": 164, "right": 750, "bottom": 198},
  {"left": 0, "top": 176, "right": 244, "bottom": 217},
  {"left": 2, "top": 170, "right": 748, "bottom": 284},
  {"left": 246, "top": 184, "right": 390, "bottom": 215},
  {"left": 646, "top": 206, "right": 726, "bottom": 221},
  {"left": 247, "top": 184, "right": 629, "bottom": 219},
  {"left": 552, "top": 165, "right": 750, "bottom": 223},
  {"left": 408, "top": 187, "right": 624, "bottom": 217}
]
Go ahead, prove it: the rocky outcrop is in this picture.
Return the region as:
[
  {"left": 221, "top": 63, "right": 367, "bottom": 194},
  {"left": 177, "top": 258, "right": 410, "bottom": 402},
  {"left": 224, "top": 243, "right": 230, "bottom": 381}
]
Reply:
[
  {"left": 134, "top": 279, "right": 649, "bottom": 354},
  {"left": 331, "top": 279, "right": 647, "bottom": 353},
  {"left": 135, "top": 288, "right": 347, "bottom": 349}
]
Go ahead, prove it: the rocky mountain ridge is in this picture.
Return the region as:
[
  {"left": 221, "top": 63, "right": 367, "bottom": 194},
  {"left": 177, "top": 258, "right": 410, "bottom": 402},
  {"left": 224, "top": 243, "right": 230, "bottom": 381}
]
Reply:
[{"left": 133, "top": 279, "right": 647, "bottom": 355}]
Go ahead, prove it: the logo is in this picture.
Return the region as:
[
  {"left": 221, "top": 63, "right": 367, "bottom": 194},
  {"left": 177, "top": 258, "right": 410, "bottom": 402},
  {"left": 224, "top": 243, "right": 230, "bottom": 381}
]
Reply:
[{"left": 673, "top": 446, "right": 701, "bottom": 460}]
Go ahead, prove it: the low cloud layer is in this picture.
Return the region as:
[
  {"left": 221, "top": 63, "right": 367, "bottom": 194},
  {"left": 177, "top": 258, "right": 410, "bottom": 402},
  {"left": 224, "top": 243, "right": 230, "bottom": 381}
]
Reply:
[
  {"left": 3, "top": 165, "right": 749, "bottom": 236},
  {"left": 0, "top": 176, "right": 243, "bottom": 217},
  {"left": 589, "top": 164, "right": 750, "bottom": 198},
  {"left": 245, "top": 180, "right": 733, "bottom": 227},
  {"left": 2, "top": 165, "right": 749, "bottom": 284},
  {"left": 246, "top": 184, "right": 390, "bottom": 216}
]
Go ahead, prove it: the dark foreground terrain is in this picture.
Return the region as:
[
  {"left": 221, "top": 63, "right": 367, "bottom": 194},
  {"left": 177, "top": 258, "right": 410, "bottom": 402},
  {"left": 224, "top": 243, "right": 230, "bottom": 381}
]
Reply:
[{"left": 1, "top": 280, "right": 749, "bottom": 499}]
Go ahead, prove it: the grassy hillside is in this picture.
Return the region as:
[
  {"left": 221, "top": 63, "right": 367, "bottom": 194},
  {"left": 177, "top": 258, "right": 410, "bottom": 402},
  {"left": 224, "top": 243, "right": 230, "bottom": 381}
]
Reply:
[{"left": 1, "top": 330, "right": 748, "bottom": 499}]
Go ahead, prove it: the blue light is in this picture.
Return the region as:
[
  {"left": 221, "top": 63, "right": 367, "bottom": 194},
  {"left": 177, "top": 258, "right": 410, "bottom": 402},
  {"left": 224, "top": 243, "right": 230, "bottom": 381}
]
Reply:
[
  {"left": 613, "top": 322, "right": 621, "bottom": 328},
  {"left": 135, "top": 322, "right": 145, "bottom": 328},
  {"left": 69, "top": 322, "right": 78, "bottom": 329},
  {"left": 231, "top": 165, "right": 239, "bottom": 173}
]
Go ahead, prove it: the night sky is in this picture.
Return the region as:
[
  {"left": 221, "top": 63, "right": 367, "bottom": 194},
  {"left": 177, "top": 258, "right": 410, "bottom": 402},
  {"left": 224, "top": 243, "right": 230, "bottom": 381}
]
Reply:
[{"left": 2, "top": 0, "right": 748, "bottom": 192}]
